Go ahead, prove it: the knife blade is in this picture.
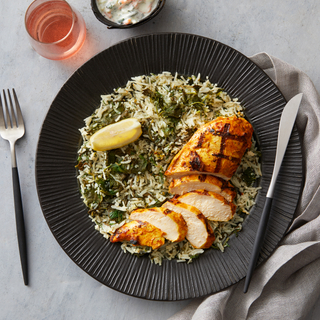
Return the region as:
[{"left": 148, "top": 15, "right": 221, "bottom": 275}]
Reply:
[{"left": 243, "top": 93, "right": 303, "bottom": 293}]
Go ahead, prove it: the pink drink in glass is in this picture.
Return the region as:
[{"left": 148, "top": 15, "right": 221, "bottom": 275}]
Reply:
[{"left": 25, "top": 0, "right": 86, "bottom": 60}]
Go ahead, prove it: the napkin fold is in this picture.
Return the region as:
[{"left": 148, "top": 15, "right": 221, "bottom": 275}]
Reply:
[{"left": 169, "top": 53, "right": 320, "bottom": 320}]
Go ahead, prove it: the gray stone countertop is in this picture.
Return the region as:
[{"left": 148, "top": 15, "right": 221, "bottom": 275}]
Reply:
[{"left": 1, "top": 0, "right": 320, "bottom": 319}]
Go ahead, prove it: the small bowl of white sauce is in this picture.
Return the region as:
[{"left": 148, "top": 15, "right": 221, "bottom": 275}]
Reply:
[{"left": 91, "top": 0, "right": 166, "bottom": 28}]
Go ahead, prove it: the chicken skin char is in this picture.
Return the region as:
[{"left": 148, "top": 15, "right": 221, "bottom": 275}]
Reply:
[
  {"left": 109, "top": 220, "right": 165, "bottom": 250},
  {"left": 165, "top": 116, "right": 253, "bottom": 180}
]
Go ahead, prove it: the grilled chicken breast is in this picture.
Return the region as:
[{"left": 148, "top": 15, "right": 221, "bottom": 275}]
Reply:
[
  {"left": 109, "top": 220, "right": 165, "bottom": 250},
  {"left": 177, "top": 190, "right": 236, "bottom": 221},
  {"left": 130, "top": 207, "right": 187, "bottom": 242},
  {"left": 165, "top": 116, "right": 253, "bottom": 180},
  {"left": 163, "top": 200, "right": 215, "bottom": 249},
  {"left": 169, "top": 174, "right": 236, "bottom": 202}
]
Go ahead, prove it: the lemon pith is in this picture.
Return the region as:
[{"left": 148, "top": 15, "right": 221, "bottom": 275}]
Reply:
[{"left": 90, "top": 118, "right": 142, "bottom": 151}]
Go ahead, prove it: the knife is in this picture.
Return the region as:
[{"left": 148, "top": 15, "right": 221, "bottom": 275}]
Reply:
[{"left": 243, "top": 93, "right": 303, "bottom": 293}]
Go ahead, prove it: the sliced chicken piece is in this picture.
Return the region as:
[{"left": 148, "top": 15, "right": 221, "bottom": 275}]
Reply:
[
  {"left": 165, "top": 116, "right": 253, "bottom": 180},
  {"left": 169, "top": 174, "right": 236, "bottom": 202},
  {"left": 110, "top": 220, "right": 165, "bottom": 250},
  {"left": 176, "top": 190, "right": 236, "bottom": 221},
  {"left": 130, "top": 207, "right": 187, "bottom": 242},
  {"left": 163, "top": 200, "right": 215, "bottom": 249}
]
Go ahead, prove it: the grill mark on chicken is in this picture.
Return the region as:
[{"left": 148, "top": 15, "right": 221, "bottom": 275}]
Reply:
[
  {"left": 211, "top": 153, "right": 242, "bottom": 162},
  {"left": 195, "top": 132, "right": 206, "bottom": 148},
  {"left": 189, "top": 151, "right": 205, "bottom": 171},
  {"left": 208, "top": 126, "right": 250, "bottom": 143},
  {"left": 220, "top": 177, "right": 233, "bottom": 189},
  {"left": 214, "top": 123, "right": 230, "bottom": 174},
  {"left": 207, "top": 123, "right": 248, "bottom": 174}
]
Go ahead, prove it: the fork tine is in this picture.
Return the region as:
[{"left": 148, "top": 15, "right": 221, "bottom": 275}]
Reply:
[
  {"left": 7, "top": 89, "right": 18, "bottom": 128},
  {"left": 12, "top": 89, "right": 24, "bottom": 129},
  {"left": 2, "top": 89, "right": 12, "bottom": 128},
  {"left": 0, "top": 93, "right": 5, "bottom": 130}
]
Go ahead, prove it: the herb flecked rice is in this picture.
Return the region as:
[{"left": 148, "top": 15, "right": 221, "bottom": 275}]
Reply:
[{"left": 76, "top": 72, "right": 261, "bottom": 265}]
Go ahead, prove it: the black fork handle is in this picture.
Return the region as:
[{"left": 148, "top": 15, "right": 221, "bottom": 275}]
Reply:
[{"left": 12, "top": 167, "right": 28, "bottom": 285}]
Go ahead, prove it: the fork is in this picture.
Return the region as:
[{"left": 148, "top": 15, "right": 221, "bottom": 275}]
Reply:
[{"left": 0, "top": 89, "right": 28, "bottom": 285}]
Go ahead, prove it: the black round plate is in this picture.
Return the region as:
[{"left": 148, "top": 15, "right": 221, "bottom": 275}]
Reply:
[{"left": 36, "top": 33, "right": 302, "bottom": 300}]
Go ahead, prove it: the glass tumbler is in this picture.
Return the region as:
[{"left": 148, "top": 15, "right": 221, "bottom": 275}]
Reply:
[{"left": 25, "top": 0, "right": 87, "bottom": 60}]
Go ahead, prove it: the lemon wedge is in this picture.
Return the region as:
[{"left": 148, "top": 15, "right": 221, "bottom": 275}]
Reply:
[{"left": 90, "top": 118, "right": 142, "bottom": 151}]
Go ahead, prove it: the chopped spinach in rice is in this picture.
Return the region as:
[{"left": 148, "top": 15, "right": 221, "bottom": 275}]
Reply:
[{"left": 76, "top": 72, "right": 261, "bottom": 265}]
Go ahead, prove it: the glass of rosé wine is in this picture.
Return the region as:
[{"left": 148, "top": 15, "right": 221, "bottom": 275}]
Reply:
[{"left": 25, "top": 0, "right": 86, "bottom": 60}]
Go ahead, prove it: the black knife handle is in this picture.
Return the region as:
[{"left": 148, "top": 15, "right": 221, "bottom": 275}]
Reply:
[
  {"left": 243, "top": 196, "right": 273, "bottom": 293},
  {"left": 12, "top": 167, "right": 28, "bottom": 285}
]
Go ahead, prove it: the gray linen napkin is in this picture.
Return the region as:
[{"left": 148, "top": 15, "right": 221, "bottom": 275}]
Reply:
[{"left": 168, "top": 53, "right": 320, "bottom": 320}]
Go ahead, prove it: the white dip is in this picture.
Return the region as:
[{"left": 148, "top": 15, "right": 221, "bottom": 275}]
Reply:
[{"left": 97, "top": 0, "right": 159, "bottom": 25}]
